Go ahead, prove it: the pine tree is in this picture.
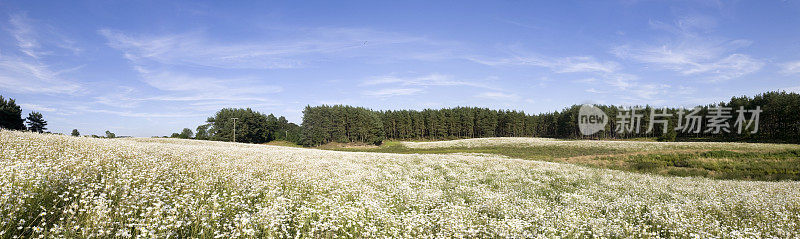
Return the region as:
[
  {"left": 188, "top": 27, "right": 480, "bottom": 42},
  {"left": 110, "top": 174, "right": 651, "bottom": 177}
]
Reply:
[
  {"left": 25, "top": 112, "right": 47, "bottom": 133},
  {"left": 0, "top": 96, "right": 25, "bottom": 130}
]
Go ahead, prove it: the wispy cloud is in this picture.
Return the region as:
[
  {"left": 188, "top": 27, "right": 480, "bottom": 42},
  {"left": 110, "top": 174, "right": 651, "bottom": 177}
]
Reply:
[
  {"left": 76, "top": 107, "right": 207, "bottom": 118},
  {"left": 361, "top": 73, "right": 498, "bottom": 90},
  {"left": 98, "top": 28, "right": 309, "bottom": 113},
  {"left": 18, "top": 103, "right": 56, "bottom": 112},
  {"left": 7, "top": 13, "right": 83, "bottom": 58},
  {"left": 611, "top": 15, "right": 764, "bottom": 81},
  {"left": 0, "top": 13, "right": 83, "bottom": 95},
  {"left": 8, "top": 13, "right": 42, "bottom": 58},
  {"left": 99, "top": 27, "right": 449, "bottom": 70},
  {"left": 134, "top": 68, "right": 282, "bottom": 95},
  {"left": 363, "top": 88, "right": 423, "bottom": 97},
  {"left": 477, "top": 91, "right": 520, "bottom": 101},
  {"left": 585, "top": 88, "right": 605, "bottom": 94},
  {"left": 468, "top": 52, "right": 619, "bottom": 73},
  {"left": 0, "top": 56, "right": 82, "bottom": 95},
  {"left": 603, "top": 73, "right": 638, "bottom": 90},
  {"left": 781, "top": 61, "right": 800, "bottom": 75}
]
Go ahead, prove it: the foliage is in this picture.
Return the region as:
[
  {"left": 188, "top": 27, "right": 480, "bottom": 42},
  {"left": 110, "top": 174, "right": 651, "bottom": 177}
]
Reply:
[
  {"left": 205, "top": 108, "right": 301, "bottom": 144},
  {"left": 176, "top": 128, "right": 193, "bottom": 139},
  {"left": 0, "top": 95, "right": 25, "bottom": 130},
  {"left": 299, "top": 91, "right": 800, "bottom": 146},
  {"left": 195, "top": 124, "right": 210, "bottom": 140},
  {"left": 105, "top": 130, "right": 116, "bottom": 139},
  {"left": 25, "top": 112, "right": 47, "bottom": 133},
  {"left": 71, "top": 129, "right": 80, "bottom": 137},
  {"left": 300, "top": 105, "right": 384, "bottom": 146}
]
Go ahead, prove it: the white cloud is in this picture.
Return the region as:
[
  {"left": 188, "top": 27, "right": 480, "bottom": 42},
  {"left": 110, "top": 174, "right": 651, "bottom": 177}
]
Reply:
[
  {"left": 77, "top": 107, "right": 206, "bottom": 118},
  {"left": 363, "top": 88, "right": 423, "bottom": 97},
  {"left": 603, "top": 73, "right": 639, "bottom": 90},
  {"left": 781, "top": 61, "right": 800, "bottom": 75},
  {"left": 468, "top": 53, "right": 619, "bottom": 73},
  {"left": 612, "top": 15, "right": 763, "bottom": 81},
  {"left": 585, "top": 88, "right": 605, "bottom": 94},
  {"left": 99, "top": 27, "right": 447, "bottom": 70},
  {"left": 135, "top": 69, "right": 281, "bottom": 95},
  {"left": 0, "top": 57, "right": 82, "bottom": 95},
  {"left": 362, "top": 73, "right": 497, "bottom": 89},
  {"left": 573, "top": 78, "right": 599, "bottom": 84},
  {"left": 91, "top": 77, "right": 283, "bottom": 112},
  {"left": 99, "top": 27, "right": 464, "bottom": 111},
  {"left": 0, "top": 14, "right": 84, "bottom": 95},
  {"left": 477, "top": 92, "right": 520, "bottom": 101},
  {"left": 98, "top": 29, "right": 313, "bottom": 111},
  {"left": 18, "top": 103, "right": 56, "bottom": 112},
  {"left": 628, "top": 83, "right": 671, "bottom": 100},
  {"left": 8, "top": 13, "right": 42, "bottom": 58},
  {"left": 612, "top": 44, "right": 763, "bottom": 81},
  {"left": 7, "top": 13, "right": 82, "bottom": 58},
  {"left": 93, "top": 87, "right": 143, "bottom": 108}
]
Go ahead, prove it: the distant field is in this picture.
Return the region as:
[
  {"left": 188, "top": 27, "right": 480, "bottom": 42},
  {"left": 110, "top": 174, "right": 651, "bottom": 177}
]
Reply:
[
  {"left": 2, "top": 131, "right": 800, "bottom": 238},
  {"left": 330, "top": 137, "right": 800, "bottom": 181}
]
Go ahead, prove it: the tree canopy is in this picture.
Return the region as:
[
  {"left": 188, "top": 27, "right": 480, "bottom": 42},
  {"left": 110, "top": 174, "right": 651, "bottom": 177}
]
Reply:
[
  {"left": 0, "top": 95, "right": 25, "bottom": 130},
  {"left": 195, "top": 124, "right": 210, "bottom": 140},
  {"left": 295, "top": 91, "right": 800, "bottom": 146},
  {"left": 300, "top": 105, "right": 384, "bottom": 146},
  {"left": 25, "top": 112, "right": 47, "bottom": 133},
  {"left": 178, "top": 128, "right": 193, "bottom": 139},
  {"left": 204, "top": 108, "right": 301, "bottom": 144}
]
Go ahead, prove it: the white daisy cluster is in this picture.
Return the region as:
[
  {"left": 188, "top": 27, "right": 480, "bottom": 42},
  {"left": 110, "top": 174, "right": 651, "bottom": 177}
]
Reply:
[
  {"left": 401, "top": 137, "right": 800, "bottom": 151},
  {"left": 1, "top": 130, "right": 799, "bottom": 238}
]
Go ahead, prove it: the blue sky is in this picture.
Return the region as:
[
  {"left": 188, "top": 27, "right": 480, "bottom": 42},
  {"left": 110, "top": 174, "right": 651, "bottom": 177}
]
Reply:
[{"left": 1, "top": 0, "right": 799, "bottom": 137}]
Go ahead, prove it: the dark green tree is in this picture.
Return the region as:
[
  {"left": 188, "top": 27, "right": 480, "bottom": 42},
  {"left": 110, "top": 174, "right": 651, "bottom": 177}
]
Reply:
[
  {"left": 300, "top": 105, "right": 384, "bottom": 146},
  {"left": 105, "top": 130, "right": 116, "bottom": 138},
  {"left": 207, "top": 108, "right": 276, "bottom": 143},
  {"left": 25, "top": 112, "right": 47, "bottom": 133},
  {"left": 179, "top": 128, "right": 193, "bottom": 139},
  {"left": 0, "top": 96, "right": 25, "bottom": 130},
  {"left": 71, "top": 129, "right": 80, "bottom": 137},
  {"left": 195, "top": 124, "right": 210, "bottom": 140}
]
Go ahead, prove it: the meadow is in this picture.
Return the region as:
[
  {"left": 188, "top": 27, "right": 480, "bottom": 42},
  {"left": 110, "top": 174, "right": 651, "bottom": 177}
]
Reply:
[
  {"left": 331, "top": 138, "right": 800, "bottom": 181},
  {"left": 2, "top": 130, "right": 800, "bottom": 238}
]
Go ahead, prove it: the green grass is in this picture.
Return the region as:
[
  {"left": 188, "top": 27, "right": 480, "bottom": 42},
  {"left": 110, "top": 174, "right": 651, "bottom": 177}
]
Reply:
[
  {"left": 330, "top": 141, "right": 628, "bottom": 159},
  {"left": 602, "top": 150, "right": 800, "bottom": 181},
  {"left": 326, "top": 141, "right": 800, "bottom": 181}
]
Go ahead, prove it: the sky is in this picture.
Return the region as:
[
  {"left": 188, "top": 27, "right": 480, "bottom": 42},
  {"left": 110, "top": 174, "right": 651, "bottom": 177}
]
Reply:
[{"left": 1, "top": 0, "right": 799, "bottom": 137}]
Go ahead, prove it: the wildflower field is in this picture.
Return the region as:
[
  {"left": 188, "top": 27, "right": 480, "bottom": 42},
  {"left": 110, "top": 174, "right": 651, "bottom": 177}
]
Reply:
[
  {"left": 2, "top": 130, "right": 800, "bottom": 238},
  {"left": 336, "top": 138, "right": 800, "bottom": 181}
]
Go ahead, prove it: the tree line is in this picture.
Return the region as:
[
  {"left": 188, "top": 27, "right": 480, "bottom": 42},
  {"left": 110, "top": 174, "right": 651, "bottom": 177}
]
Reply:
[
  {"left": 1, "top": 95, "right": 120, "bottom": 138},
  {"left": 298, "top": 91, "right": 800, "bottom": 146},
  {"left": 4, "top": 91, "right": 799, "bottom": 146},
  {"left": 173, "top": 108, "right": 302, "bottom": 144},
  {"left": 1, "top": 95, "right": 48, "bottom": 133}
]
